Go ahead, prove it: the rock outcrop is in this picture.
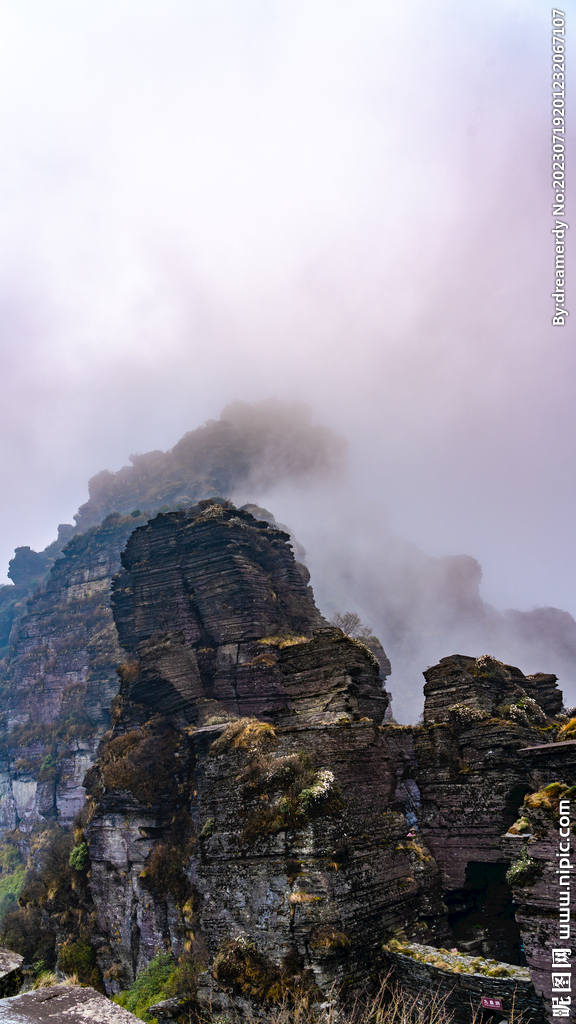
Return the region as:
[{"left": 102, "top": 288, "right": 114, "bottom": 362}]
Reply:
[
  {"left": 382, "top": 941, "right": 543, "bottom": 1024},
  {"left": 0, "top": 401, "right": 344, "bottom": 850},
  {"left": 1, "top": 501, "right": 570, "bottom": 1024},
  {"left": 416, "top": 655, "right": 559, "bottom": 892},
  {"left": 0, "top": 405, "right": 572, "bottom": 1023},
  {"left": 0, "top": 943, "right": 23, "bottom": 997},
  {"left": 414, "top": 654, "right": 571, "bottom": 1022},
  {"left": 0, "top": 513, "right": 149, "bottom": 839},
  {"left": 1, "top": 984, "right": 140, "bottom": 1022},
  {"left": 83, "top": 503, "right": 442, "bottom": 997}
]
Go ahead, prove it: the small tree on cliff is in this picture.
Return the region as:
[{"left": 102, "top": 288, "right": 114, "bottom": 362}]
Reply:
[{"left": 330, "top": 611, "right": 373, "bottom": 640}]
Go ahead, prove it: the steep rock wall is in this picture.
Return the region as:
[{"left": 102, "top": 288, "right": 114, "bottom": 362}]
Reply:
[
  {"left": 415, "top": 655, "right": 563, "bottom": 890},
  {"left": 84, "top": 505, "right": 442, "bottom": 995},
  {"left": 414, "top": 654, "right": 570, "bottom": 1023},
  {"left": 0, "top": 514, "right": 148, "bottom": 839}
]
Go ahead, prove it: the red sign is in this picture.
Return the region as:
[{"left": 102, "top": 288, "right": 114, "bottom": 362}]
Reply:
[{"left": 481, "top": 997, "right": 503, "bottom": 1010}]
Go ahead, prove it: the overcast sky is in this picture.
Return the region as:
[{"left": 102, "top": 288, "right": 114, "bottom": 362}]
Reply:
[{"left": 0, "top": 0, "right": 574, "bottom": 620}]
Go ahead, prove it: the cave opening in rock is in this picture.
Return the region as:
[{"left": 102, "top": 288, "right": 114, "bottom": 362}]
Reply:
[
  {"left": 503, "top": 784, "right": 531, "bottom": 830},
  {"left": 446, "top": 862, "right": 525, "bottom": 966}
]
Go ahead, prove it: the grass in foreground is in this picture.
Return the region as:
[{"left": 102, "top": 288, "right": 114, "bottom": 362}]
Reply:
[{"left": 115, "top": 966, "right": 528, "bottom": 1024}]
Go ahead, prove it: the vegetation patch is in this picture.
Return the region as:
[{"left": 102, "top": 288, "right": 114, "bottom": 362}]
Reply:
[
  {"left": 558, "top": 717, "right": 576, "bottom": 741},
  {"left": 69, "top": 840, "right": 89, "bottom": 872},
  {"left": 405, "top": 840, "right": 433, "bottom": 864},
  {"left": 0, "top": 817, "right": 103, "bottom": 988},
  {"left": 113, "top": 952, "right": 176, "bottom": 1021},
  {"left": 1, "top": 702, "right": 94, "bottom": 762},
  {"left": 58, "top": 939, "right": 100, "bottom": 988},
  {"left": 260, "top": 634, "right": 310, "bottom": 648},
  {"left": 117, "top": 661, "right": 140, "bottom": 686},
  {"left": 248, "top": 652, "right": 277, "bottom": 668},
  {"left": 308, "top": 927, "right": 350, "bottom": 951},
  {"left": 506, "top": 846, "right": 543, "bottom": 888},
  {"left": 113, "top": 950, "right": 200, "bottom": 1021},
  {"left": 199, "top": 818, "right": 214, "bottom": 839},
  {"left": 239, "top": 747, "right": 343, "bottom": 843},
  {"left": 288, "top": 891, "right": 322, "bottom": 905},
  {"left": 506, "top": 816, "right": 531, "bottom": 835},
  {"left": 495, "top": 698, "right": 546, "bottom": 727},
  {"left": 140, "top": 835, "right": 195, "bottom": 905},
  {"left": 94, "top": 719, "right": 182, "bottom": 806},
  {"left": 446, "top": 704, "right": 486, "bottom": 728},
  {"left": 474, "top": 655, "right": 505, "bottom": 678},
  {"left": 213, "top": 935, "right": 321, "bottom": 1005},
  {"left": 209, "top": 717, "right": 277, "bottom": 756},
  {"left": 524, "top": 782, "right": 576, "bottom": 821},
  {"left": 385, "top": 940, "right": 527, "bottom": 979},
  {"left": 0, "top": 841, "right": 25, "bottom": 923}
]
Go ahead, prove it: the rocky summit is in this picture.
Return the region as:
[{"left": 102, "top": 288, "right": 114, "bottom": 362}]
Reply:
[{"left": 83, "top": 503, "right": 417, "bottom": 996}]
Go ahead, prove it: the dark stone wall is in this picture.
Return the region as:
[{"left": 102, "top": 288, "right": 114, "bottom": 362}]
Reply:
[{"left": 84, "top": 504, "right": 433, "bottom": 994}]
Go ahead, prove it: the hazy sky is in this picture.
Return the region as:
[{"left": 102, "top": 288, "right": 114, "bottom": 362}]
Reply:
[{"left": 0, "top": 0, "right": 574, "bottom": 620}]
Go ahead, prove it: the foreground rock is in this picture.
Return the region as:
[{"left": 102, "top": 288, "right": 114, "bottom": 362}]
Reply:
[
  {"left": 0, "top": 945, "right": 23, "bottom": 998},
  {"left": 0, "top": 985, "right": 139, "bottom": 1023}
]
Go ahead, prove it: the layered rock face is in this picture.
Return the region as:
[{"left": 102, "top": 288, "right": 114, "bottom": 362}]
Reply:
[
  {"left": 2, "top": 494, "right": 569, "bottom": 1023},
  {"left": 0, "top": 400, "right": 346, "bottom": 848},
  {"left": 503, "top": 751, "right": 576, "bottom": 1019},
  {"left": 382, "top": 940, "right": 543, "bottom": 1024},
  {"left": 0, "top": 526, "right": 74, "bottom": 660},
  {"left": 84, "top": 504, "right": 441, "bottom": 994},
  {"left": 0, "top": 503, "right": 323, "bottom": 844},
  {"left": 414, "top": 654, "right": 571, "bottom": 1021},
  {"left": 422, "top": 654, "right": 562, "bottom": 727},
  {"left": 416, "top": 654, "right": 562, "bottom": 891},
  {"left": 0, "top": 514, "right": 148, "bottom": 839}
]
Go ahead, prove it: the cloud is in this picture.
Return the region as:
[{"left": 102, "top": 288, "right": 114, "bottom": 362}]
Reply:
[{"left": 0, "top": 0, "right": 574, "bottom": 709}]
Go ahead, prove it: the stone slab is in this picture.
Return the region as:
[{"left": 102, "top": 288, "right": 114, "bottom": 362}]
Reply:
[
  {"left": 0, "top": 949, "right": 23, "bottom": 982},
  {"left": 0, "top": 985, "right": 140, "bottom": 1023}
]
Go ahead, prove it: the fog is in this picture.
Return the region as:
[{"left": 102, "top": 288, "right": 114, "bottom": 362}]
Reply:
[{"left": 0, "top": 1, "right": 574, "bottom": 717}]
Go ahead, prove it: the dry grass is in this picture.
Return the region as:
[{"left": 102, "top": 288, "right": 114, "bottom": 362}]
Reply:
[
  {"left": 210, "top": 718, "right": 277, "bottom": 755},
  {"left": 558, "top": 717, "right": 576, "bottom": 740},
  {"left": 308, "top": 929, "right": 350, "bottom": 951},
  {"left": 259, "top": 635, "right": 310, "bottom": 648},
  {"left": 287, "top": 892, "right": 321, "bottom": 905},
  {"left": 405, "top": 840, "right": 433, "bottom": 863},
  {"left": 33, "top": 971, "right": 60, "bottom": 988},
  {"left": 188, "top": 974, "right": 525, "bottom": 1024},
  {"left": 97, "top": 722, "right": 181, "bottom": 806},
  {"left": 524, "top": 781, "right": 576, "bottom": 818}
]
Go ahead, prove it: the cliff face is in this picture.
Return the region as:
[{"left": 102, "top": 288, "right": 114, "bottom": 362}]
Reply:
[
  {"left": 414, "top": 654, "right": 571, "bottom": 1021},
  {"left": 0, "top": 495, "right": 569, "bottom": 1024},
  {"left": 0, "top": 526, "right": 74, "bottom": 661},
  {"left": 83, "top": 504, "right": 443, "bottom": 995},
  {"left": 415, "top": 655, "right": 562, "bottom": 891},
  {"left": 0, "top": 403, "right": 571, "bottom": 1021},
  {"left": 0, "top": 401, "right": 345, "bottom": 849},
  {"left": 0, "top": 513, "right": 147, "bottom": 838}
]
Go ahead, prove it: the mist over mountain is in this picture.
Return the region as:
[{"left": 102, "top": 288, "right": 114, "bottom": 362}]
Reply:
[
  {"left": 73, "top": 399, "right": 346, "bottom": 532},
  {"left": 1, "top": 399, "right": 575, "bottom": 724},
  {"left": 289, "top": 519, "right": 576, "bottom": 723}
]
